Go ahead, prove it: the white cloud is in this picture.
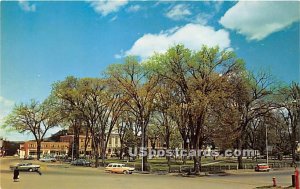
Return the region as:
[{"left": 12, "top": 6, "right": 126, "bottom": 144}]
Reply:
[
  {"left": 219, "top": 1, "right": 300, "bottom": 41},
  {"left": 127, "top": 5, "right": 141, "bottom": 13},
  {"left": 192, "top": 13, "right": 212, "bottom": 25},
  {"left": 89, "top": 0, "right": 128, "bottom": 16},
  {"left": 165, "top": 4, "right": 192, "bottom": 21},
  {"left": 18, "top": 0, "right": 36, "bottom": 12},
  {"left": 125, "top": 23, "right": 231, "bottom": 60}
]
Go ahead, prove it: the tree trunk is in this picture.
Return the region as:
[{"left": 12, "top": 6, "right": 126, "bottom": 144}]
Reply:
[
  {"left": 36, "top": 140, "right": 41, "bottom": 160},
  {"left": 74, "top": 129, "right": 80, "bottom": 159},
  {"left": 101, "top": 138, "right": 106, "bottom": 166},
  {"left": 141, "top": 125, "right": 149, "bottom": 171},
  {"left": 91, "top": 134, "right": 99, "bottom": 168},
  {"left": 119, "top": 141, "right": 124, "bottom": 160},
  {"left": 182, "top": 141, "right": 188, "bottom": 165},
  {"left": 84, "top": 129, "right": 90, "bottom": 157},
  {"left": 95, "top": 148, "right": 99, "bottom": 168},
  {"left": 142, "top": 155, "right": 149, "bottom": 171},
  {"left": 193, "top": 136, "right": 201, "bottom": 174},
  {"left": 166, "top": 133, "right": 171, "bottom": 173},
  {"left": 237, "top": 138, "right": 243, "bottom": 169}
]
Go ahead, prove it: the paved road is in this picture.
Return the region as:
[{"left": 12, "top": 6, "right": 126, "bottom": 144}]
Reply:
[{"left": 0, "top": 157, "right": 295, "bottom": 189}]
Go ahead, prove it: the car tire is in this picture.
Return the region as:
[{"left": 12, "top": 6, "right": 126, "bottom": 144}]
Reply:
[
  {"left": 29, "top": 168, "right": 33, "bottom": 172},
  {"left": 123, "top": 170, "right": 128, "bottom": 174}
]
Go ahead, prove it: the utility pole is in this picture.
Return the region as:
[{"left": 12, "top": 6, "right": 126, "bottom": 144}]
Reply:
[
  {"left": 266, "top": 123, "right": 269, "bottom": 165},
  {"left": 141, "top": 123, "right": 144, "bottom": 172}
]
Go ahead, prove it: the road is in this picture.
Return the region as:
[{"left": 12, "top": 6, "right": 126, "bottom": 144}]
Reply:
[{"left": 0, "top": 157, "right": 295, "bottom": 189}]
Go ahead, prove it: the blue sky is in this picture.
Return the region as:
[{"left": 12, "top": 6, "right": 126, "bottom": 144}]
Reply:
[{"left": 1, "top": 1, "right": 299, "bottom": 141}]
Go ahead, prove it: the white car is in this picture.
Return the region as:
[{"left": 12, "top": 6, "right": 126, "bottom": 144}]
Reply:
[
  {"left": 105, "top": 163, "right": 135, "bottom": 174},
  {"left": 10, "top": 163, "right": 40, "bottom": 172},
  {"left": 39, "top": 157, "right": 56, "bottom": 162}
]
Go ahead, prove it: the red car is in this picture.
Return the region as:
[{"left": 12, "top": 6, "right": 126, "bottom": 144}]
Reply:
[{"left": 255, "top": 163, "right": 271, "bottom": 172}]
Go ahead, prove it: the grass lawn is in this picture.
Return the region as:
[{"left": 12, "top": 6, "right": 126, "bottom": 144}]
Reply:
[{"left": 102, "top": 157, "right": 293, "bottom": 172}]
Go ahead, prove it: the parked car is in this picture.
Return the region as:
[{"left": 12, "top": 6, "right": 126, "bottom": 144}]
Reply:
[
  {"left": 255, "top": 163, "right": 271, "bottom": 172},
  {"left": 105, "top": 163, "right": 135, "bottom": 174},
  {"left": 63, "top": 157, "right": 72, "bottom": 163},
  {"left": 10, "top": 163, "right": 40, "bottom": 172},
  {"left": 39, "top": 157, "right": 56, "bottom": 162},
  {"left": 71, "top": 159, "right": 91, "bottom": 167},
  {"left": 23, "top": 155, "right": 34, "bottom": 160}
]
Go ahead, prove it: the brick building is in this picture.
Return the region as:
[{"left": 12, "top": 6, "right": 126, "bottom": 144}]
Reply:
[
  {"left": 60, "top": 133, "right": 121, "bottom": 157},
  {"left": 19, "top": 141, "right": 69, "bottom": 158},
  {"left": 59, "top": 135, "right": 92, "bottom": 155}
]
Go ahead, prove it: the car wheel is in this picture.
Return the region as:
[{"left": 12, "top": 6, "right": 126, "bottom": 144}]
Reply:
[
  {"left": 123, "top": 170, "right": 128, "bottom": 174},
  {"left": 29, "top": 168, "right": 33, "bottom": 172}
]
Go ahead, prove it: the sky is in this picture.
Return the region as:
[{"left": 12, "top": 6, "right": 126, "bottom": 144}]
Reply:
[{"left": 1, "top": 1, "right": 299, "bottom": 141}]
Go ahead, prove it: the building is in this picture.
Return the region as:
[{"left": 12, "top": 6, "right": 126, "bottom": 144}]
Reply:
[
  {"left": 19, "top": 131, "right": 167, "bottom": 159},
  {"left": 19, "top": 141, "right": 69, "bottom": 158},
  {"left": 59, "top": 135, "right": 92, "bottom": 155},
  {"left": 59, "top": 133, "right": 121, "bottom": 157},
  {"left": 106, "top": 133, "right": 121, "bottom": 156}
]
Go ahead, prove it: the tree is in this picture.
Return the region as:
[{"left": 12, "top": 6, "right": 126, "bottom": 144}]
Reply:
[
  {"left": 152, "top": 79, "right": 180, "bottom": 171},
  {"left": 277, "top": 82, "right": 300, "bottom": 164},
  {"left": 116, "top": 111, "right": 133, "bottom": 159},
  {"left": 106, "top": 56, "right": 160, "bottom": 171},
  {"left": 149, "top": 45, "right": 245, "bottom": 173},
  {"left": 52, "top": 76, "right": 85, "bottom": 159},
  {"left": 229, "top": 71, "right": 277, "bottom": 168},
  {"left": 53, "top": 77, "right": 125, "bottom": 167},
  {"left": 3, "top": 98, "right": 61, "bottom": 159}
]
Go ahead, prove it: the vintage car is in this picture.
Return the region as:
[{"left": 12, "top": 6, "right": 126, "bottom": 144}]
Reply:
[
  {"left": 23, "top": 155, "right": 34, "bottom": 160},
  {"left": 105, "top": 163, "right": 135, "bottom": 174},
  {"left": 39, "top": 157, "right": 56, "bottom": 162},
  {"left": 71, "top": 159, "right": 91, "bottom": 167},
  {"left": 255, "top": 163, "right": 271, "bottom": 172},
  {"left": 10, "top": 163, "right": 40, "bottom": 172}
]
